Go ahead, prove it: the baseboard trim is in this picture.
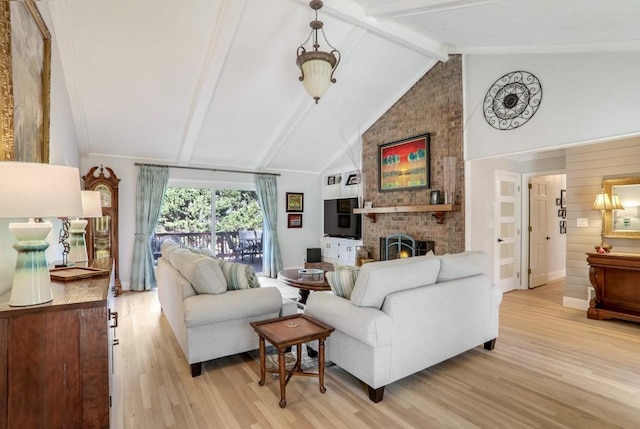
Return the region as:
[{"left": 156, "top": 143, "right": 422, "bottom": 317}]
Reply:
[
  {"left": 563, "top": 296, "right": 589, "bottom": 311},
  {"left": 548, "top": 270, "right": 566, "bottom": 282}
]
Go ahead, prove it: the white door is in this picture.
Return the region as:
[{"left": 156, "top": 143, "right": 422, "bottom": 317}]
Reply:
[
  {"left": 529, "top": 177, "right": 549, "bottom": 288},
  {"left": 494, "top": 171, "right": 520, "bottom": 292}
]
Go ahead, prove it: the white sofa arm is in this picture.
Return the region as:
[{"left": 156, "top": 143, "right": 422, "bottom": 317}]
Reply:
[{"left": 305, "top": 292, "right": 392, "bottom": 348}]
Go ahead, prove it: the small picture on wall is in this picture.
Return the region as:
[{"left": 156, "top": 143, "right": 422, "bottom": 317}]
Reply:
[
  {"left": 558, "top": 209, "right": 566, "bottom": 219},
  {"left": 346, "top": 173, "right": 360, "bottom": 186},
  {"left": 559, "top": 220, "right": 566, "bottom": 234},
  {"left": 560, "top": 189, "right": 567, "bottom": 208},
  {"left": 286, "top": 192, "right": 303, "bottom": 212},
  {"left": 327, "top": 176, "right": 335, "bottom": 185},
  {"left": 288, "top": 213, "right": 302, "bottom": 228}
]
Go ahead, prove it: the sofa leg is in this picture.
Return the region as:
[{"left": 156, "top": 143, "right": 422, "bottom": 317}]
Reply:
[
  {"left": 367, "top": 385, "right": 384, "bottom": 403},
  {"left": 484, "top": 338, "right": 496, "bottom": 350},
  {"left": 190, "top": 362, "right": 202, "bottom": 377}
]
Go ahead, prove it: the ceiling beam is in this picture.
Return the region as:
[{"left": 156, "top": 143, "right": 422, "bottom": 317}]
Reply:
[
  {"left": 176, "top": 0, "right": 248, "bottom": 166},
  {"left": 295, "top": 0, "right": 449, "bottom": 61},
  {"left": 365, "top": 0, "right": 502, "bottom": 20}
]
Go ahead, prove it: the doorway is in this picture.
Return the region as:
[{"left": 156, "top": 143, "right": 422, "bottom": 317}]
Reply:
[{"left": 526, "top": 173, "right": 567, "bottom": 288}]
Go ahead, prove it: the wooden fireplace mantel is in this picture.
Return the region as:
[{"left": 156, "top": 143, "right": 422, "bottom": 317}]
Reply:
[
  {"left": 353, "top": 204, "right": 460, "bottom": 224},
  {"left": 586, "top": 252, "right": 640, "bottom": 323}
]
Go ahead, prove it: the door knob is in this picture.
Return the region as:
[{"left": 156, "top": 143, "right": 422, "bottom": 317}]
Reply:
[
  {"left": 497, "top": 238, "right": 504, "bottom": 243},
  {"left": 546, "top": 236, "right": 551, "bottom": 240}
]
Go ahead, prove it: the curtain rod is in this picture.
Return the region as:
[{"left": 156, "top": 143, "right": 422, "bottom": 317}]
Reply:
[{"left": 134, "top": 162, "right": 280, "bottom": 177}]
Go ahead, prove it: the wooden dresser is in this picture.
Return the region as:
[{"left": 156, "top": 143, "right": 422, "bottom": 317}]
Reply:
[
  {"left": 0, "top": 259, "right": 117, "bottom": 428},
  {"left": 586, "top": 252, "right": 640, "bottom": 323}
]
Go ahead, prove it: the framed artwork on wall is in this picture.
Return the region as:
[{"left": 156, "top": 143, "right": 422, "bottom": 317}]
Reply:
[
  {"left": 378, "top": 133, "right": 430, "bottom": 192},
  {"left": 286, "top": 192, "right": 303, "bottom": 212},
  {"left": 0, "top": 0, "right": 51, "bottom": 162},
  {"left": 287, "top": 213, "right": 302, "bottom": 228},
  {"left": 560, "top": 189, "right": 567, "bottom": 208}
]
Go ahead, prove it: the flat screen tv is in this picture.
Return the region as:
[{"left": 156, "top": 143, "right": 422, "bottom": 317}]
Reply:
[{"left": 323, "top": 197, "right": 361, "bottom": 239}]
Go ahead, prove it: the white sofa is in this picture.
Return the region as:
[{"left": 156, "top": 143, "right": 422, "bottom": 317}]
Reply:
[
  {"left": 305, "top": 251, "right": 502, "bottom": 402},
  {"left": 157, "top": 241, "right": 296, "bottom": 376}
]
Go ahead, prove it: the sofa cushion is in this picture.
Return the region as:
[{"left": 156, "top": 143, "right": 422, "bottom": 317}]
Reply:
[
  {"left": 326, "top": 265, "right": 359, "bottom": 299},
  {"left": 172, "top": 249, "right": 227, "bottom": 294},
  {"left": 350, "top": 255, "right": 440, "bottom": 308},
  {"left": 436, "top": 251, "right": 487, "bottom": 282},
  {"left": 217, "top": 259, "right": 261, "bottom": 290},
  {"left": 183, "top": 287, "right": 282, "bottom": 327}
]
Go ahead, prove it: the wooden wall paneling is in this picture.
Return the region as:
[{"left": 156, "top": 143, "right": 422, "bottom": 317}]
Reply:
[{"left": 565, "top": 137, "right": 640, "bottom": 301}]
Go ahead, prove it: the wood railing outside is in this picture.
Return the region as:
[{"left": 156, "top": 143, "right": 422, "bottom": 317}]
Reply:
[{"left": 152, "top": 231, "right": 262, "bottom": 263}]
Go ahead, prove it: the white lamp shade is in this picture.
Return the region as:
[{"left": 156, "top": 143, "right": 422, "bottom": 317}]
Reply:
[
  {"left": 592, "top": 190, "right": 613, "bottom": 210},
  {"left": 0, "top": 162, "right": 82, "bottom": 218},
  {"left": 301, "top": 59, "right": 333, "bottom": 100},
  {"left": 611, "top": 193, "right": 625, "bottom": 210},
  {"left": 81, "top": 190, "right": 103, "bottom": 218}
]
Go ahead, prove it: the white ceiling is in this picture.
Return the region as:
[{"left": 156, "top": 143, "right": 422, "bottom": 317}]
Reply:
[{"left": 46, "top": 0, "right": 640, "bottom": 174}]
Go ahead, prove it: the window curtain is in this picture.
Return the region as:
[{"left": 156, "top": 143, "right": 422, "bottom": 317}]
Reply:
[
  {"left": 130, "top": 165, "right": 169, "bottom": 291},
  {"left": 255, "top": 174, "right": 283, "bottom": 277}
]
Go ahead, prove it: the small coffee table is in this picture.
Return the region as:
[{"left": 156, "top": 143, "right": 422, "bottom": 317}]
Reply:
[
  {"left": 277, "top": 268, "right": 331, "bottom": 305},
  {"left": 250, "top": 314, "right": 334, "bottom": 408}
]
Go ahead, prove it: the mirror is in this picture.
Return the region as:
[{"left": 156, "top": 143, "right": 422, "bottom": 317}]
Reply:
[{"left": 604, "top": 177, "right": 640, "bottom": 238}]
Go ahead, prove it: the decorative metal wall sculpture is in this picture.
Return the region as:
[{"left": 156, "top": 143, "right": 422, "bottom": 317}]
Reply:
[{"left": 483, "top": 71, "right": 542, "bottom": 130}]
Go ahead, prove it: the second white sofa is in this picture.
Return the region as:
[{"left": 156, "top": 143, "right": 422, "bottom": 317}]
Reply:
[{"left": 305, "top": 251, "right": 502, "bottom": 402}]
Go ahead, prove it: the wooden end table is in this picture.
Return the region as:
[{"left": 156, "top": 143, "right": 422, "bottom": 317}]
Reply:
[
  {"left": 250, "top": 314, "right": 334, "bottom": 408},
  {"left": 277, "top": 268, "right": 331, "bottom": 305}
]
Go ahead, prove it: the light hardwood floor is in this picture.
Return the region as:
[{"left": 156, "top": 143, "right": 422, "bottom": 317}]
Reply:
[{"left": 114, "top": 281, "right": 640, "bottom": 429}]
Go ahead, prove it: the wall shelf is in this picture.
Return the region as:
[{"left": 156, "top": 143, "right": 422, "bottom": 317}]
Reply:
[{"left": 353, "top": 204, "right": 460, "bottom": 224}]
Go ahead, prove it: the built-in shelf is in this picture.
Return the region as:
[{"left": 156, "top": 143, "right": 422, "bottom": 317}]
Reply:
[{"left": 353, "top": 204, "right": 460, "bottom": 224}]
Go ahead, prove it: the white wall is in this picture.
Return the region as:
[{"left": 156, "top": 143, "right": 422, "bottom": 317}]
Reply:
[
  {"left": 80, "top": 155, "right": 322, "bottom": 290},
  {"left": 466, "top": 155, "right": 566, "bottom": 288},
  {"left": 0, "top": 4, "right": 80, "bottom": 296},
  {"left": 463, "top": 52, "right": 640, "bottom": 161}
]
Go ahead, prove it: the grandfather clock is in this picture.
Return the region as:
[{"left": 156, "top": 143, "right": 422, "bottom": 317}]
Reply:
[{"left": 83, "top": 165, "right": 122, "bottom": 295}]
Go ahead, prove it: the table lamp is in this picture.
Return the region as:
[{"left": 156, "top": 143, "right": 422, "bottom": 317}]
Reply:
[
  {"left": 0, "top": 162, "right": 82, "bottom": 306},
  {"left": 592, "top": 188, "right": 613, "bottom": 253},
  {"left": 68, "top": 190, "right": 103, "bottom": 263}
]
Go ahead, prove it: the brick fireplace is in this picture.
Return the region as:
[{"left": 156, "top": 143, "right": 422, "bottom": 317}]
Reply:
[
  {"left": 379, "top": 234, "right": 434, "bottom": 260},
  {"left": 359, "top": 55, "right": 464, "bottom": 260}
]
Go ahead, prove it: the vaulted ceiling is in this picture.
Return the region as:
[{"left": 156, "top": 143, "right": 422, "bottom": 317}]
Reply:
[{"left": 46, "top": 0, "right": 640, "bottom": 174}]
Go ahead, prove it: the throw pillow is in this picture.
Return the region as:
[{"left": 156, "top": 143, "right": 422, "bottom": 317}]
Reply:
[
  {"left": 325, "top": 266, "right": 359, "bottom": 299},
  {"left": 187, "top": 246, "right": 215, "bottom": 258},
  {"left": 172, "top": 250, "right": 227, "bottom": 295},
  {"left": 216, "top": 259, "right": 261, "bottom": 290}
]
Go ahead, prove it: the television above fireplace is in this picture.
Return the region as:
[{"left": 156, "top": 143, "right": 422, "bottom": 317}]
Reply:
[{"left": 323, "top": 197, "right": 362, "bottom": 239}]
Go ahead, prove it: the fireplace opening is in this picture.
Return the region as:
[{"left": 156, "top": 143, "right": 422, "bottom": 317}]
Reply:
[{"left": 379, "top": 234, "right": 434, "bottom": 260}]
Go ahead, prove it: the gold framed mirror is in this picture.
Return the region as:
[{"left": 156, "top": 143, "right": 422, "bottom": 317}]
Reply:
[{"left": 603, "top": 177, "right": 640, "bottom": 239}]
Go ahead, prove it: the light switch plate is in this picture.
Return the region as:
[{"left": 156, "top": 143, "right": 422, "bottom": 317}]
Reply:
[{"left": 577, "top": 218, "right": 589, "bottom": 228}]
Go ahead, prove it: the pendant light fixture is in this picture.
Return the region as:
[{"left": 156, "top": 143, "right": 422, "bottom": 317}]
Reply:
[{"left": 296, "top": 0, "right": 340, "bottom": 103}]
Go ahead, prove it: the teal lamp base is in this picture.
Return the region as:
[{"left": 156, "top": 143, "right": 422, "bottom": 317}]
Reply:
[
  {"left": 68, "top": 219, "right": 89, "bottom": 263},
  {"left": 9, "top": 221, "right": 54, "bottom": 307}
]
